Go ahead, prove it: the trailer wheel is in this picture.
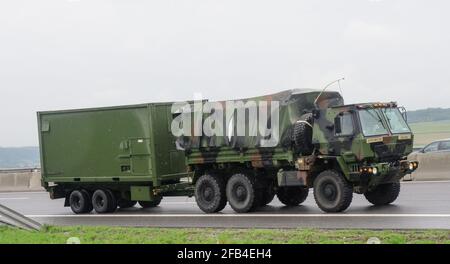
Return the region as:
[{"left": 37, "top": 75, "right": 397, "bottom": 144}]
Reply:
[
  {"left": 293, "top": 113, "right": 314, "bottom": 155},
  {"left": 226, "top": 173, "right": 257, "bottom": 213},
  {"left": 80, "top": 189, "right": 93, "bottom": 213},
  {"left": 364, "top": 182, "right": 400, "bottom": 206},
  {"left": 313, "top": 170, "right": 353, "bottom": 213},
  {"left": 195, "top": 174, "right": 227, "bottom": 213},
  {"left": 105, "top": 189, "right": 118, "bottom": 213},
  {"left": 277, "top": 186, "right": 309, "bottom": 206},
  {"left": 92, "top": 189, "right": 117, "bottom": 214},
  {"left": 118, "top": 200, "right": 137, "bottom": 209},
  {"left": 69, "top": 190, "right": 92, "bottom": 214},
  {"left": 139, "top": 197, "right": 162, "bottom": 208}
]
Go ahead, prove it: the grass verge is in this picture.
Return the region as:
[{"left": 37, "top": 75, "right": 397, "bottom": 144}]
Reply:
[
  {"left": 410, "top": 120, "right": 450, "bottom": 147},
  {"left": 0, "top": 226, "right": 449, "bottom": 244}
]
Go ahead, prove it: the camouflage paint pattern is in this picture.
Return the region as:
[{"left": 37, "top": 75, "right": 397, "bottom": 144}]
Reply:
[
  {"left": 182, "top": 89, "right": 344, "bottom": 181},
  {"left": 184, "top": 90, "right": 416, "bottom": 190},
  {"left": 311, "top": 103, "right": 415, "bottom": 188},
  {"left": 179, "top": 89, "right": 343, "bottom": 150}
]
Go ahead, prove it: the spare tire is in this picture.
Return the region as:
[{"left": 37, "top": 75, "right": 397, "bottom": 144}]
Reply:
[{"left": 293, "top": 113, "right": 314, "bottom": 155}]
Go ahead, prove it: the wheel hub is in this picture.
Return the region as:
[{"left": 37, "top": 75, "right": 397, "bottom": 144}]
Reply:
[
  {"left": 234, "top": 185, "right": 247, "bottom": 202},
  {"left": 95, "top": 196, "right": 105, "bottom": 207},
  {"left": 202, "top": 186, "right": 214, "bottom": 202},
  {"left": 322, "top": 183, "right": 337, "bottom": 201},
  {"left": 72, "top": 197, "right": 81, "bottom": 208}
]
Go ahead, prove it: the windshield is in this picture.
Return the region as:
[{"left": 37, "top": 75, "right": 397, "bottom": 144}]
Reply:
[
  {"left": 382, "top": 108, "right": 411, "bottom": 134},
  {"left": 358, "top": 109, "right": 389, "bottom": 137}
]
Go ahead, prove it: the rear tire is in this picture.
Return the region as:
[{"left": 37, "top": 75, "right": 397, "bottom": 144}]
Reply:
[
  {"left": 139, "top": 197, "right": 162, "bottom": 208},
  {"left": 313, "top": 170, "right": 353, "bottom": 213},
  {"left": 226, "top": 173, "right": 257, "bottom": 213},
  {"left": 92, "top": 189, "right": 117, "bottom": 214},
  {"left": 261, "top": 186, "right": 276, "bottom": 206},
  {"left": 257, "top": 179, "right": 276, "bottom": 206},
  {"left": 364, "top": 182, "right": 400, "bottom": 206},
  {"left": 69, "top": 190, "right": 92, "bottom": 214},
  {"left": 118, "top": 200, "right": 137, "bottom": 209},
  {"left": 195, "top": 174, "right": 227, "bottom": 213},
  {"left": 277, "top": 186, "right": 309, "bottom": 206}
]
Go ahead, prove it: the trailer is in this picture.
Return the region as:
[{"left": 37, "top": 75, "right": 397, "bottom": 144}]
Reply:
[{"left": 38, "top": 102, "right": 193, "bottom": 213}]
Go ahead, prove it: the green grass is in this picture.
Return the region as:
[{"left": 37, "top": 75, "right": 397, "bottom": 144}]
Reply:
[
  {"left": 409, "top": 120, "right": 450, "bottom": 147},
  {"left": 0, "top": 226, "right": 450, "bottom": 244}
]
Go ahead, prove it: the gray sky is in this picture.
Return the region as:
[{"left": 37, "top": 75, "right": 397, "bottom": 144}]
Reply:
[{"left": 1, "top": 0, "right": 449, "bottom": 147}]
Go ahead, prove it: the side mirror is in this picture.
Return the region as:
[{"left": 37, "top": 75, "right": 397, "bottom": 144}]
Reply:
[
  {"left": 312, "top": 109, "right": 320, "bottom": 119},
  {"left": 334, "top": 117, "right": 342, "bottom": 134}
]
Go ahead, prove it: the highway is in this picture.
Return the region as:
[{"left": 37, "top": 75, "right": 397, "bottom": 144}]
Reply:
[{"left": 1, "top": 181, "right": 450, "bottom": 229}]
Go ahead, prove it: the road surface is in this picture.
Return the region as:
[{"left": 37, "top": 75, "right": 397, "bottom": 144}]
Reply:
[{"left": 1, "top": 181, "right": 450, "bottom": 229}]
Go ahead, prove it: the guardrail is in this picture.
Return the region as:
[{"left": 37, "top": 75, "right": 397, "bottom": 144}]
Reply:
[
  {"left": 0, "top": 203, "right": 41, "bottom": 231},
  {"left": 0, "top": 168, "right": 43, "bottom": 192},
  {"left": 0, "top": 168, "right": 40, "bottom": 173}
]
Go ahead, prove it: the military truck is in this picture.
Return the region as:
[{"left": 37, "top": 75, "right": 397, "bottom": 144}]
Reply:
[{"left": 38, "top": 89, "right": 418, "bottom": 214}]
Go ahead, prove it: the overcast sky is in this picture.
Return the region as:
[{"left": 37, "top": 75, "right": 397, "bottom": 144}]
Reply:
[{"left": 1, "top": 0, "right": 449, "bottom": 147}]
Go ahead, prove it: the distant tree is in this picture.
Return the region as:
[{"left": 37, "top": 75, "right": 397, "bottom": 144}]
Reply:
[
  {"left": 407, "top": 108, "right": 450, "bottom": 123},
  {"left": 0, "top": 147, "right": 40, "bottom": 169}
]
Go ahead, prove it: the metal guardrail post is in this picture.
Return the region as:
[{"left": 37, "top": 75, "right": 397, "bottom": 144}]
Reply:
[{"left": 0, "top": 203, "right": 41, "bottom": 231}]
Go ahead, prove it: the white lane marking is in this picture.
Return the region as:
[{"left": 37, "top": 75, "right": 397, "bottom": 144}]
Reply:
[
  {"left": 401, "top": 180, "right": 450, "bottom": 184},
  {"left": 0, "top": 191, "right": 45, "bottom": 195},
  {"left": 163, "top": 202, "right": 196, "bottom": 204},
  {"left": 17, "top": 214, "right": 450, "bottom": 218},
  {"left": 0, "top": 197, "right": 29, "bottom": 200}
]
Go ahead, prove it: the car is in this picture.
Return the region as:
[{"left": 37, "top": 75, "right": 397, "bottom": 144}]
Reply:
[{"left": 408, "top": 139, "right": 450, "bottom": 181}]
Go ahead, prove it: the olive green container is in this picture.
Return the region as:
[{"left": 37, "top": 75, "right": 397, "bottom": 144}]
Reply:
[{"left": 37, "top": 102, "right": 189, "bottom": 200}]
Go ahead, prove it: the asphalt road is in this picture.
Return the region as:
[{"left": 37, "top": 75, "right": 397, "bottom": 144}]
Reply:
[{"left": 1, "top": 181, "right": 450, "bottom": 229}]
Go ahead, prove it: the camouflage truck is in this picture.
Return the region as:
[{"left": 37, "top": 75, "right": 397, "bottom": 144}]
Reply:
[
  {"left": 38, "top": 89, "right": 418, "bottom": 214},
  {"left": 179, "top": 89, "right": 419, "bottom": 213}
]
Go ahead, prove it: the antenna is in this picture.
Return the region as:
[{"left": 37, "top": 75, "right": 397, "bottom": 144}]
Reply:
[{"left": 314, "top": 77, "right": 345, "bottom": 107}]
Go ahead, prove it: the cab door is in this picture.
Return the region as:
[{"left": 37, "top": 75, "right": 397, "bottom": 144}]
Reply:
[{"left": 331, "top": 111, "right": 356, "bottom": 155}]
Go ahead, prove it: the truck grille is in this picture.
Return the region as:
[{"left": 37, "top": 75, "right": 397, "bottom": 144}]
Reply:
[
  {"left": 373, "top": 142, "right": 407, "bottom": 161},
  {"left": 349, "top": 164, "right": 361, "bottom": 173}
]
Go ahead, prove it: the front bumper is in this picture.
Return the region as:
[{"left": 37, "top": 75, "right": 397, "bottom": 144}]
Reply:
[{"left": 349, "top": 160, "right": 419, "bottom": 186}]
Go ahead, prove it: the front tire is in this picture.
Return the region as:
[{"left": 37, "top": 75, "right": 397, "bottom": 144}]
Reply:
[
  {"left": 195, "top": 174, "right": 227, "bottom": 213},
  {"left": 277, "top": 186, "right": 309, "bottom": 206},
  {"left": 364, "top": 182, "right": 400, "bottom": 205},
  {"left": 313, "top": 170, "right": 353, "bottom": 213},
  {"left": 226, "top": 173, "right": 257, "bottom": 213}
]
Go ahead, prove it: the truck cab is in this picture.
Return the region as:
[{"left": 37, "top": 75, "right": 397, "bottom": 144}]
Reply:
[{"left": 292, "top": 102, "right": 419, "bottom": 212}]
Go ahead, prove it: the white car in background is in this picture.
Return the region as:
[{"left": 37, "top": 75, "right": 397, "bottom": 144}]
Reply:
[{"left": 408, "top": 139, "right": 450, "bottom": 181}]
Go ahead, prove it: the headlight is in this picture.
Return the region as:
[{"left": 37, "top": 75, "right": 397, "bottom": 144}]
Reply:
[
  {"left": 409, "top": 163, "right": 414, "bottom": 171},
  {"left": 372, "top": 167, "right": 378, "bottom": 175}
]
